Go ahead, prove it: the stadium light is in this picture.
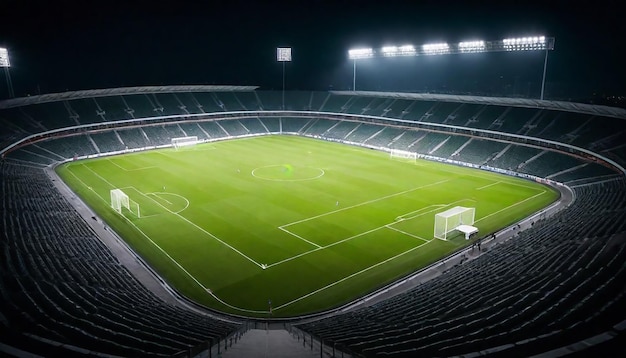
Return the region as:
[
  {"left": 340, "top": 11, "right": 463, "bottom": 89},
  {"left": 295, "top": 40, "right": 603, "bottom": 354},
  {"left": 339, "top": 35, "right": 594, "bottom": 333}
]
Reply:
[
  {"left": 0, "top": 48, "right": 9, "bottom": 67},
  {"left": 0, "top": 47, "right": 14, "bottom": 98},
  {"left": 502, "top": 36, "right": 547, "bottom": 51},
  {"left": 422, "top": 42, "right": 450, "bottom": 55},
  {"left": 276, "top": 47, "right": 292, "bottom": 109},
  {"left": 348, "top": 48, "right": 374, "bottom": 59},
  {"left": 349, "top": 48, "right": 374, "bottom": 91},
  {"left": 382, "top": 46, "right": 399, "bottom": 56},
  {"left": 458, "top": 40, "right": 486, "bottom": 53},
  {"left": 347, "top": 35, "right": 555, "bottom": 99},
  {"left": 398, "top": 45, "right": 416, "bottom": 56}
]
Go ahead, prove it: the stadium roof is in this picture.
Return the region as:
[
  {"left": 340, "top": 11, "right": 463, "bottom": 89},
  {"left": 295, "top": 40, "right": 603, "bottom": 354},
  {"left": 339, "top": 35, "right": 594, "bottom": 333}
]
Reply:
[
  {"left": 0, "top": 85, "right": 258, "bottom": 109},
  {"left": 332, "top": 91, "right": 626, "bottom": 120}
]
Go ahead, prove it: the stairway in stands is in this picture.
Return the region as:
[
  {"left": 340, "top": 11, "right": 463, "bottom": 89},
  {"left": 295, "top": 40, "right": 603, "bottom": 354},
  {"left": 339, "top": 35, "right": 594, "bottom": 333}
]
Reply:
[{"left": 221, "top": 329, "right": 319, "bottom": 358}]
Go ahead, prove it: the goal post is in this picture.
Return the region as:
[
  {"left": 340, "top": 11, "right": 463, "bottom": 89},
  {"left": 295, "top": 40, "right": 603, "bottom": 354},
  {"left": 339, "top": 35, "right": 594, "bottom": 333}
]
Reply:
[
  {"left": 434, "top": 206, "right": 475, "bottom": 240},
  {"left": 389, "top": 149, "right": 417, "bottom": 162},
  {"left": 172, "top": 136, "right": 199, "bottom": 150},
  {"left": 110, "top": 189, "right": 140, "bottom": 218}
]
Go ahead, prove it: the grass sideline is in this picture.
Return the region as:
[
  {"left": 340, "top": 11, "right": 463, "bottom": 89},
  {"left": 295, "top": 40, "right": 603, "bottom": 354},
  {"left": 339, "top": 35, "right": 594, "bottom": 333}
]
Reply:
[{"left": 56, "top": 135, "right": 559, "bottom": 317}]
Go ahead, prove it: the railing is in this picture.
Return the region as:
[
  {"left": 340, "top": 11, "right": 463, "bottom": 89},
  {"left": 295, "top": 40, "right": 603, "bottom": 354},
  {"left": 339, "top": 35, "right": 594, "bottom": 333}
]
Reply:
[
  {"left": 171, "top": 321, "right": 253, "bottom": 358},
  {"left": 2, "top": 110, "right": 623, "bottom": 175},
  {"left": 286, "top": 325, "right": 366, "bottom": 358}
]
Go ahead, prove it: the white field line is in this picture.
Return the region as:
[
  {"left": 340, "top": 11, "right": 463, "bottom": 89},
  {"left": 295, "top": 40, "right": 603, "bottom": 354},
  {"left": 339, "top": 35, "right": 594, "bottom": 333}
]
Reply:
[
  {"left": 266, "top": 226, "right": 386, "bottom": 269},
  {"left": 272, "top": 188, "right": 546, "bottom": 311},
  {"left": 272, "top": 238, "right": 432, "bottom": 312},
  {"left": 130, "top": 187, "right": 266, "bottom": 269},
  {"left": 205, "top": 290, "right": 270, "bottom": 314},
  {"left": 417, "top": 160, "right": 546, "bottom": 191},
  {"left": 266, "top": 202, "right": 459, "bottom": 269},
  {"left": 71, "top": 167, "right": 271, "bottom": 314},
  {"left": 66, "top": 168, "right": 211, "bottom": 294},
  {"left": 81, "top": 164, "right": 265, "bottom": 269},
  {"left": 278, "top": 227, "right": 322, "bottom": 248},
  {"left": 396, "top": 204, "right": 446, "bottom": 221},
  {"left": 147, "top": 192, "right": 173, "bottom": 205},
  {"left": 280, "top": 179, "right": 451, "bottom": 229},
  {"left": 106, "top": 158, "right": 156, "bottom": 171},
  {"left": 385, "top": 225, "right": 430, "bottom": 242},
  {"left": 475, "top": 190, "right": 547, "bottom": 223},
  {"left": 476, "top": 181, "right": 501, "bottom": 190}
]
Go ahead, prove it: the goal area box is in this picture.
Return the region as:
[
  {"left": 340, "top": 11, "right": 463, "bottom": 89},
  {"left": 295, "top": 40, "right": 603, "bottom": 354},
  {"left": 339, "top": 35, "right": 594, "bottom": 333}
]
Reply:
[
  {"left": 110, "top": 189, "right": 140, "bottom": 217},
  {"left": 434, "top": 206, "right": 476, "bottom": 240},
  {"left": 389, "top": 149, "right": 417, "bottom": 162},
  {"left": 172, "top": 136, "right": 199, "bottom": 149}
]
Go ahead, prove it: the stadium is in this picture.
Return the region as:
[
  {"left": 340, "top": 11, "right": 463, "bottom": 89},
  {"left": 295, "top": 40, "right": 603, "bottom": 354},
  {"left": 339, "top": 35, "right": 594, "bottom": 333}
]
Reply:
[{"left": 1, "top": 2, "right": 626, "bottom": 357}]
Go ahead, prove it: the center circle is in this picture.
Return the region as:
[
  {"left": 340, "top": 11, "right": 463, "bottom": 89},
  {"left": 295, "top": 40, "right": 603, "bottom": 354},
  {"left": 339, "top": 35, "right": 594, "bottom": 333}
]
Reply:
[{"left": 251, "top": 165, "right": 325, "bottom": 182}]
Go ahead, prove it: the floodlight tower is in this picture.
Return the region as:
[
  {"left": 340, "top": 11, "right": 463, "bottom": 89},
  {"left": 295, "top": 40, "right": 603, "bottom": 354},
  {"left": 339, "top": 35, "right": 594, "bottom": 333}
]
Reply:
[
  {"left": 348, "top": 36, "right": 554, "bottom": 99},
  {"left": 0, "top": 47, "right": 14, "bottom": 98},
  {"left": 348, "top": 48, "right": 373, "bottom": 91},
  {"left": 276, "top": 47, "right": 292, "bottom": 109}
]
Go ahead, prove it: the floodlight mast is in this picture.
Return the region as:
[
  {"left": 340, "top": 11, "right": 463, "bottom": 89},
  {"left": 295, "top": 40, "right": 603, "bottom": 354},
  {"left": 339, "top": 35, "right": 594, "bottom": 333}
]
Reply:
[
  {"left": 277, "top": 47, "right": 292, "bottom": 109},
  {"left": 348, "top": 48, "right": 373, "bottom": 91},
  {"left": 0, "top": 47, "right": 14, "bottom": 99},
  {"left": 348, "top": 36, "right": 555, "bottom": 98}
]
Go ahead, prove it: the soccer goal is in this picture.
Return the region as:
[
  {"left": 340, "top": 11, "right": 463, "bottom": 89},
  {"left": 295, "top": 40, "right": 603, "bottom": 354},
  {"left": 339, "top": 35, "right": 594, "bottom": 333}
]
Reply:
[
  {"left": 389, "top": 149, "right": 417, "bottom": 162},
  {"left": 172, "top": 136, "right": 199, "bottom": 150},
  {"left": 110, "top": 189, "right": 140, "bottom": 218},
  {"left": 434, "top": 206, "right": 476, "bottom": 240}
]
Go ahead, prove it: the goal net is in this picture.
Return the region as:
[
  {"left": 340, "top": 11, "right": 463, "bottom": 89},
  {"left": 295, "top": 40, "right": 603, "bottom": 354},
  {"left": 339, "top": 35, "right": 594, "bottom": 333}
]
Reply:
[
  {"left": 172, "top": 136, "right": 199, "bottom": 150},
  {"left": 390, "top": 149, "right": 417, "bottom": 162},
  {"left": 110, "top": 189, "right": 140, "bottom": 218},
  {"left": 434, "top": 206, "right": 475, "bottom": 240}
]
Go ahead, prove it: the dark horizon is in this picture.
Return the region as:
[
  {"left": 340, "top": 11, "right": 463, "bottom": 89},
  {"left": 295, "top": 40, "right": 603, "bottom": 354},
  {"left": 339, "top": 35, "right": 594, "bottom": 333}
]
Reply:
[{"left": 1, "top": 0, "right": 624, "bottom": 104}]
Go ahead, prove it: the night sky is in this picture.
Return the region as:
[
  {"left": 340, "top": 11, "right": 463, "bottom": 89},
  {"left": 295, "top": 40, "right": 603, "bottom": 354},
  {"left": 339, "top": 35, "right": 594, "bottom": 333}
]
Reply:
[{"left": 1, "top": 0, "right": 624, "bottom": 101}]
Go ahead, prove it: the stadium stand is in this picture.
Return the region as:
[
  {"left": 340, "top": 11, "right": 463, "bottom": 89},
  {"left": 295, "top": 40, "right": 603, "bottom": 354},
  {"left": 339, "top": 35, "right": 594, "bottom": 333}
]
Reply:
[
  {"left": 0, "top": 87, "right": 624, "bottom": 356},
  {"left": 0, "top": 162, "right": 240, "bottom": 356},
  {"left": 258, "top": 117, "right": 281, "bottom": 132},
  {"left": 296, "top": 179, "right": 626, "bottom": 357}
]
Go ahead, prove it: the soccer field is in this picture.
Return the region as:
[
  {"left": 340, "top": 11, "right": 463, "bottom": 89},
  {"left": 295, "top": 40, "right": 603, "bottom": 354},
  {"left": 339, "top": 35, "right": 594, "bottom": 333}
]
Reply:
[{"left": 56, "top": 135, "right": 559, "bottom": 317}]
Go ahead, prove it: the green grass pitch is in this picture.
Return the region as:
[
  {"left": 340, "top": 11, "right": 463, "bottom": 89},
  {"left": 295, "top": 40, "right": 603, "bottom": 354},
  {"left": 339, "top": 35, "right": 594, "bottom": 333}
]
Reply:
[{"left": 56, "top": 135, "right": 559, "bottom": 317}]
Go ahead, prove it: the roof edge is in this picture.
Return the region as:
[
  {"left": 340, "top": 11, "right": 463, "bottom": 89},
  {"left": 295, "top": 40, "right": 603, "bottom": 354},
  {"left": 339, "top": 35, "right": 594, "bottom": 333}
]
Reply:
[
  {"left": 0, "top": 85, "right": 259, "bottom": 109},
  {"left": 331, "top": 91, "right": 626, "bottom": 120}
]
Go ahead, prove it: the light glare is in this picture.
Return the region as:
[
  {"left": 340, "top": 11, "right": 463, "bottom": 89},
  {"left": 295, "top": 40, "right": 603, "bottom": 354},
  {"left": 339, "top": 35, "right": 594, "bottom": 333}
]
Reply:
[
  {"left": 349, "top": 47, "right": 374, "bottom": 59},
  {"left": 276, "top": 47, "right": 292, "bottom": 62},
  {"left": 0, "top": 48, "right": 9, "bottom": 68},
  {"left": 503, "top": 36, "right": 547, "bottom": 51},
  {"left": 423, "top": 43, "right": 449, "bottom": 54}
]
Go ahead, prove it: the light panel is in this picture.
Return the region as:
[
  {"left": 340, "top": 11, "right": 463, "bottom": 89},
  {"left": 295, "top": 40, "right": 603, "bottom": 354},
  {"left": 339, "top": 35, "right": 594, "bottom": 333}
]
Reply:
[
  {"left": 398, "top": 45, "right": 416, "bottom": 56},
  {"left": 348, "top": 36, "right": 553, "bottom": 60},
  {"left": 0, "top": 48, "right": 9, "bottom": 68},
  {"left": 349, "top": 48, "right": 374, "bottom": 59},
  {"left": 382, "top": 46, "right": 399, "bottom": 56},
  {"left": 459, "top": 40, "right": 485, "bottom": 53},
  {"left": 502, "top": 36, "right": 547, "bottom": 51},
  {"left": 276, "top": 47, "right": 292, "bottom": 62},
  {"left": 422, "top": 42, "right": 449, "bottom": 55}
]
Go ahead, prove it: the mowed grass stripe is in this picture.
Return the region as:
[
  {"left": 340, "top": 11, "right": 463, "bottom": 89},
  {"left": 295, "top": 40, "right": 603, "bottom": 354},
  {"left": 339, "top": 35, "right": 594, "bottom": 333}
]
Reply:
[{"left": 57, "top": 135, "right": 559, "bottom": 317}]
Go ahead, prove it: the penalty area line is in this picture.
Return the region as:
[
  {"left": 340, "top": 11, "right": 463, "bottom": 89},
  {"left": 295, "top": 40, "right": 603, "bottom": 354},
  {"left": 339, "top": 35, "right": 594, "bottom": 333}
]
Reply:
[
  {"left": 385, "top": 225, "right": 430, "bottom": 243},
  {"left": 65, "top": 166, "right": 211, "bottom": 297},
  {"left": 272, "top": 239, "right": 431, "bottom": 312},
  {"left": 278, "top": 227, "right": 322, "bottom": 248},
  {"left": 131, "top": 187, "right": 266, "bottom": 270},
  {"left": 281, "top": 179, "right": 451, "bottom": 228},
  {"left": 476, "top": 181, "right": 501, "bottom": 190},
  {"left": 475, "top": 190, "right": 547, "bottom": 223}
]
